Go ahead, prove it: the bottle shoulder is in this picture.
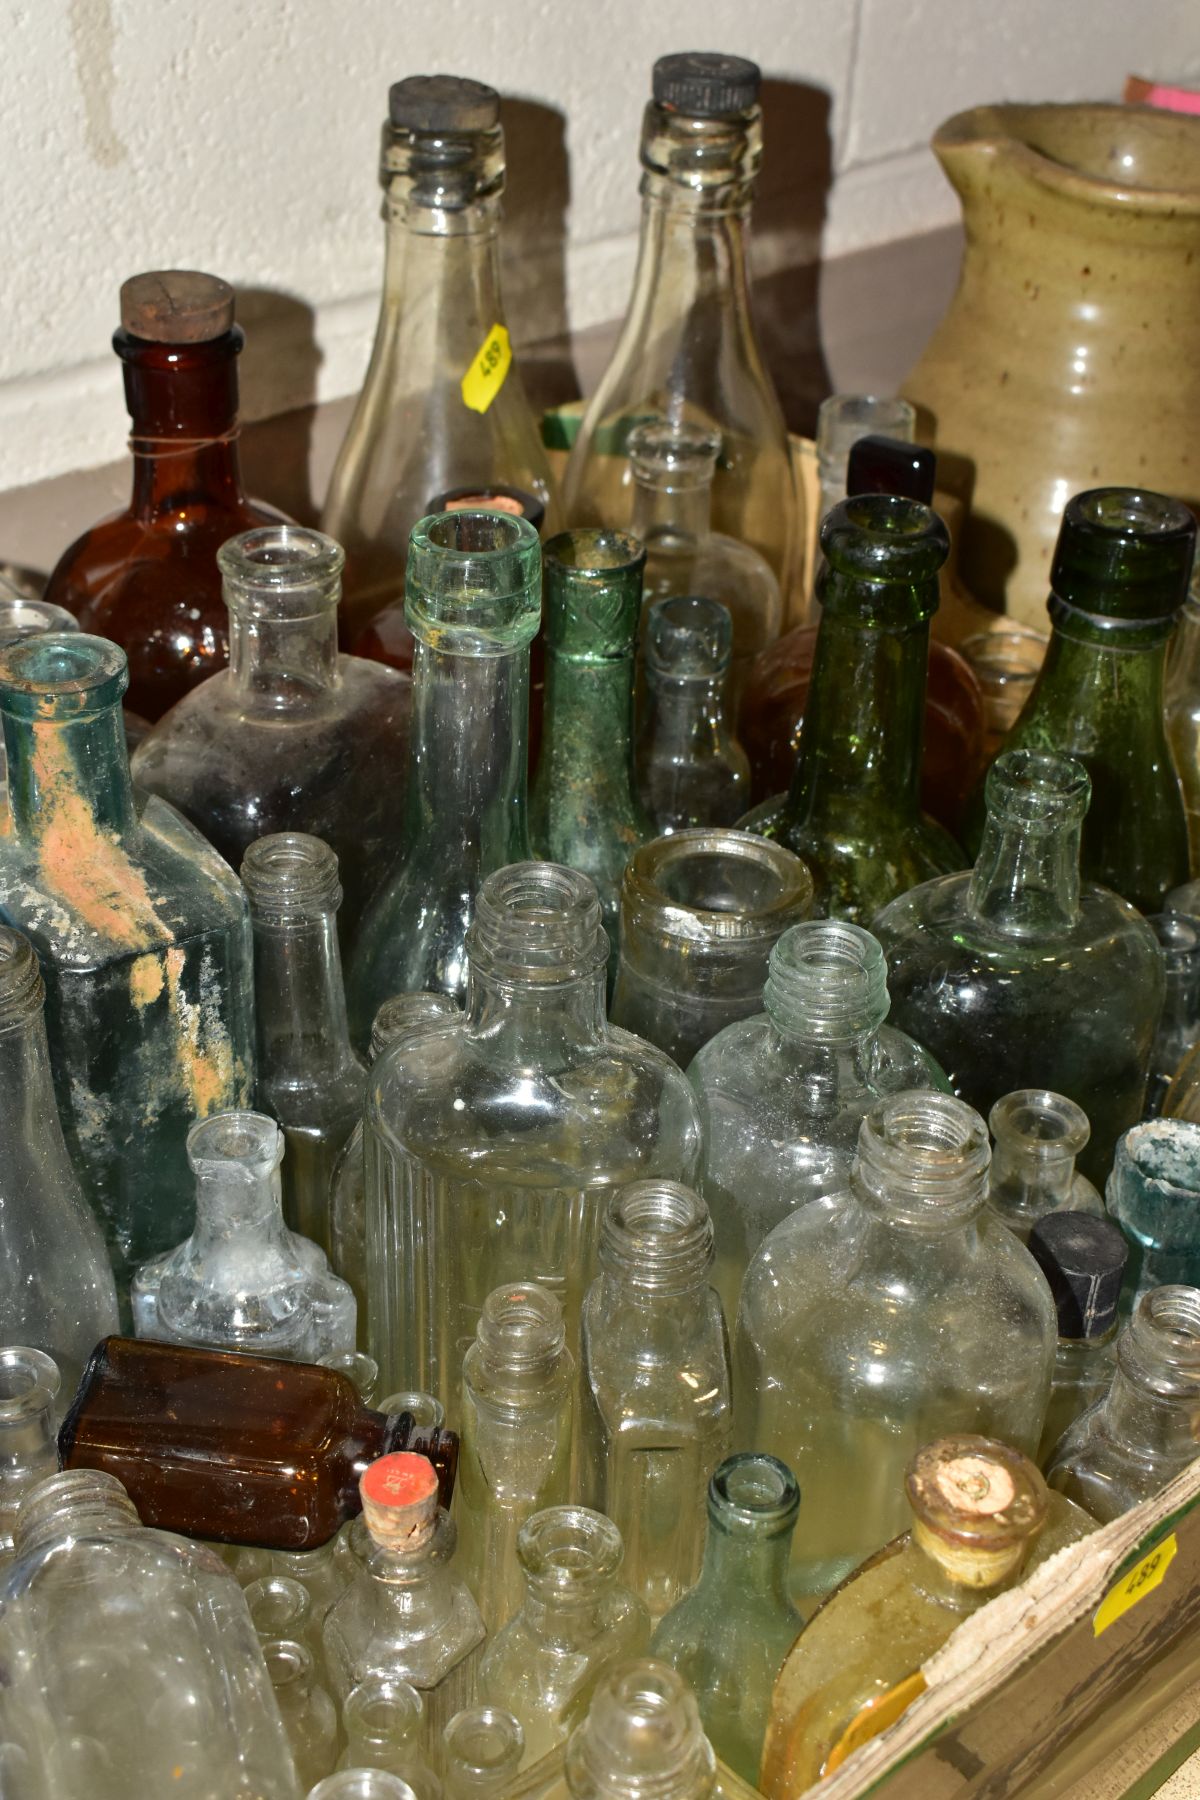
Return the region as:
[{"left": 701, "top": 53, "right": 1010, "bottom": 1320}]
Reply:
[{"left": 874, "top": 876, "right": 1161, "bottom": 968}]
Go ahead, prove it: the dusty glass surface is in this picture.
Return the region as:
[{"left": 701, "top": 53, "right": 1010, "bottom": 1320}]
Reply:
[
  {"left": 636, "top": 598, "right": 750, "bottom": 836},
  {"left": 1105, "top": 1120, "right": 1200, "bottom": 1301}
]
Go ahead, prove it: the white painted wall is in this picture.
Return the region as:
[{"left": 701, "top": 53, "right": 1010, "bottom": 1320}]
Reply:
[{"left": 1, "top": 0, "right": 1195, "bottom": 490}]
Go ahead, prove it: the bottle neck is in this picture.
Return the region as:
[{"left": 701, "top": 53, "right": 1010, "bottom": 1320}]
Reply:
[
  {"left": 644, "top": 671, "right": 728, "bottom": 735},
  {"left": 465, "top": 965, "right": 608, "bottom": 1063},
  {"left": 252, "top": 909, "right": 359, "bottom": 1086},
  {"left": 631, "top": 473, "right": 712, "bottom": 544},
  {"left": 697, "top": 1516, "right": 794, "bottom": 1609},
  {"left": 967, "top": 812, "right": 1083, "bottom": 936},
  {"left": 227, "top": 606, "right": 341, "bottom": 697},
  {"left": 3, "top": 703, "right": 137, "bottom": 841},
  {"left": 190, "top": 1157, "right": 292, "bottom": 1253},
  {"left": 626, "top": 174, "right": 757, "bottom": 392},
  {"left": 1100, "top": 1365, "right": 1200, "bottom": 1461},
  {"left": 543, "top": 647, "right": 639, "bottom": 782},
  {"left": 119, "top": 330, "right": 247, "bottom": 522},
  {"left": 764, "top": 1021, "right": 883, "bottom": 1097},
  {"left": 14, "top": 1472, "right": 141, "bottom": 1558},
  {"left": 406, "top": 638, "right": 530, "bottom": 862},
  {"left": 382, "top": 187, "right": 506, "bottom": 341},
  {"left": 522, "top": 1580, "right": 618, "bottom": 1649},
  {"left": 990, "top": 1135, "right": 1078, "bottom": 1213},
  {"left": 1029, "top": 608, "right": 1173, "bottom": 744},
  {"left": 0, "top": 1001, "right": 69, "bottom": 1178}
]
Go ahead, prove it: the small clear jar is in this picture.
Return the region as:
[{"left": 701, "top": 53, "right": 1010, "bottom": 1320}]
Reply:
[
  {"left": 611, "top": 829, "right": 813, "bottom": 1066},
  {"left": 0, "top": 1347, "right": 62, "bottom": 1569},
  {"left": 985, "top": 1090, "right": 1104, "bottom": 1242},
  {"left": 1105, "top": 1120, "right": 1200, "bottom": 1302},
  {"left": 1027, "top": 1211, "right": 1128, "bottom": 1464},
  {"left": 636, "top": 597, "right": 751, "bottom": 836},
  {"left": 338, "top": 1676, "right": 440, "bottom": 1800},
  {"left": 264, "top": 1638, "right": 340, "bottom": 1791},
  {"left": 442, "top": 1707, "right": 524, "bottom": 1800}
]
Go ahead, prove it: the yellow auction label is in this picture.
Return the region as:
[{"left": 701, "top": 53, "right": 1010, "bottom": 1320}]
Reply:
[
  {"left": 461, "top": 324, "right": 512, "bottom": 413},
  {"left": 1093, "top": 1533, "right": 1177, "bottom": 1636}
]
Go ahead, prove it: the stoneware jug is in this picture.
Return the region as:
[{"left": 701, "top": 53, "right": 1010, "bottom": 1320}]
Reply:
[{"left": 902, "top": 102, "right": 1200, "bottom": 629}]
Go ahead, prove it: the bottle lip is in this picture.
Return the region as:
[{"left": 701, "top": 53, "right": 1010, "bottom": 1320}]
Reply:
[
  {"left": 1109, "top": 1118, "right": 1200, "bottom": 1207},
  {"left": 442, "top": 1707, "right": 525, "bottom": 1783},
  {"left": 468, "top": 862, "right": 609, "bottom": 987},
  {"left": 541, "top": 530, "right": 646, "bottom": 656},
  {"left": 0, "top": 597, "right": 81, "bottom": 649},
  {"left": 0, "top": 927, "right": 45, "bottom": 1031},
  {"left": 644, "top": 595, "right": 733, "bottom": 680},
  {"left": 818, "top": 494, "right": 949, "bottom": 596},
  {"left": 1050, "top": 487, "right": 1196, "bottom": 622},
  {"left": 855, "top": 1093, "right": 990, "bottom": 1221},
  {"left": 241, "top": 832, "right": 343, "bottom": 920},
  {"left": 343, "top": 1673, "right": 425, "bottom": 1737},
  {"left": 406, "top": 510, "right": 541, "bottom": 653},
  {"left": 905, "top": 1435, "right": 1047, "bottom": 1583},
  {"left": 0, "top": 1347, "right": 60, "bottom": 1425},
  {"left": 984, "top": 748, "right": 1091, "bottom": 827},
  {"left": 0, "top": 632, "right": 128, "bottom": 720},
  {"left": 566, "top": 1660, "right": 716, "bottom": 1800},
  {"left": 627, "top": 417, "right": 721, "bottom": 491},
  {"left": 988, "top": 1089, "right": 1091, "bottom": 1161},
  {"left": 517, "top": 1505, "right": 624, "bottom": 1593},
  {"left": 474, "top": 1282, "right": 567, "bottom": 1372},
  {"left": 263, "top": 1638, "right": 316, "bottom": 1694},
  {"left": 708, "top": 1453, "right": 799, "bottom": 1537},
  {"left": 765, "top": 919, "right": 891, "bottom": 1040},
  {"left": 186, "top": 1109, "right": 284, "bottom": 1182},
  {"left": 218, "top": 526, "right": 344, "bottom": 615},
  {"left": 245, "top": 1573, "right": 313, "bottom": 1640},
  {"left": 309, "top": 1771, "right": 422, "bottom": 1800},
  {"left": 599, "top": 1181, "right": 714, "bottom": 1292},
  {"left": 622, "top": 830, "right": 814, "bottom": 948},
  {"left": 1122, "top": 1284, "right": 1200, "bottom": 1393},
  {"left": 370, "top": 992, "right": 459, "bottom": 1059}
]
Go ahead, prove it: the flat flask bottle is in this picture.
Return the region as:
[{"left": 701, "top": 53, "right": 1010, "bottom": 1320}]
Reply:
[
  {"left": 985, "top": 1089, "right": 1103, "bottom": 1241},
  {"left": 636, "top": 598, "right": 751, "bottom": 835},
  {"left": 322, "top": 74, "right": 555, "bottom": 642}
]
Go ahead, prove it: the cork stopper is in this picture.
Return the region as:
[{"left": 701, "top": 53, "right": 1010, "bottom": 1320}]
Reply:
[
  {"left": 119, "top": 271, "right": 236, "bottom": 344},
  {"left": 906, "top": 1435, "right": 1047, "bottom": 1589},
  {"left": 389, "top": 75, "right": 500, "bottom": 133},
  {"left": 360, "top": 1453, "right": 440, "bottom": 1552}
]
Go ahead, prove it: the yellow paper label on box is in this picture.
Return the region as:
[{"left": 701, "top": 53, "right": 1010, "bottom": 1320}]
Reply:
[
  {"left": 462, "top": 324, "right": 512, "bottom": 413},
  {"left": 1093, "top": 1533, "right": 1177, "bottom": 1636}
]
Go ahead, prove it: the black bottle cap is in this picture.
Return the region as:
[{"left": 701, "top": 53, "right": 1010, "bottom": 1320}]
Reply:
[
  {"left": 652, "top": 53, "right": 760, "bottom": 118},
  {"left": 847, "top": 435, "right": 937, "bottom": 507},
  {"left": 1027, "top": 1211, "right": 1129, "bottom": 1340},
  {"left": 389, "top": 75, "right": 500, "bottom": 133},
  {"left": 1049, "top": 488, "right": 1196, "bottom": 623}
]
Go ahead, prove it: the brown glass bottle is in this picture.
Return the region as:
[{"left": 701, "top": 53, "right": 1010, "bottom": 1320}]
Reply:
[
  {"left": 44, "top": 271, "right": 289, "bottom": 721},
  {"left": 58, "top": 1336, "right": 458, "bottom": 1550}
]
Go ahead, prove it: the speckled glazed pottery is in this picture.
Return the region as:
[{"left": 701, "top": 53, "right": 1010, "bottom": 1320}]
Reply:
[{"left": 903, "top": 103, "right": 1200, "bottom": 629}]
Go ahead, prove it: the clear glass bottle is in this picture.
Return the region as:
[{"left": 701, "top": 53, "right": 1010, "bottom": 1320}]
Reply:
[
  {"left": 323, "top": 76, "right": 555, "bottom": 642},
  {"left": 338, "top": 1676, "right": 440, "bottom": 1800},
  {"left": 650, "top": 1454, "right": 802, "bottom": 1782},
  {"left": 1047, "top": 1284, "right": 1200, "bottom": 1520},
  {"left": 1146, "top": 912, "right": 1200, "bottom": 1114},
  {"left": 738, "top": 496, "right": 964, "bottom": 922},
  {"left": 968, "top": 488, "right": 1195, "bottom": 912},
  {"left": 985, "top": 1090, "right": 1104, "bottom": 1242},
  {"left": 687, "top": 919, "right": 948, "bottom": 1325},
  {"left": 459, "top": 1283, "right": 574, "bottom": 1634},
  {"left": 42, "top": 269, "right": 288, "bottom": 721},
  {"left": 563, "top": 54, "right": 797, "bottom": 602},
  {"left": 580, "top": 1182, "right": 732, "bottom": 1620},
  {"left": 736, "top": 1092, "right": 1057, "bottom": 1604},
  {"left": 530, "top": 531, "right": 652, "bottom": 962},
  {"left": 636, "top": 598, "right": 750, "bottom": 836},
  {"left": 0, "top": 1348, "right": 62, "bottom": 1570},
  {"left": 624, "top": 420, "right": 782, "bottom": 688},
  {"left": 243, "top": 834, "right": 368, "bottom": 1251},
  {"left": 348, "top": 511, "right": 540, "bottom": 1032},
  {"left": 1027, "top": 1211, "right": 1128, "bottom": 1463},
  {"left": 0, "top": 633, "right": 255, "bottom": 1295},
  {"left": 874, "top": 751, "right": 1165, "bottom": 1189},
  {"left": 246, "top": 1573, "right": 322, "bottom": 1659},
  {"left": 323, "top": 1453, "right": 486, "bottom": 1747},
  {"left": 443, "top": 1708, "right": 524, "bottom": 1800},
  {"left": 313, "top": 1773, "right": 421, "bottom": 1800},
  {"left": 0, "top": 927, "right": 119, "bottom": 1387},
  {"left": 268, "top": 1543, "right": 352, "bottom": 1638},
  {"left": 130, "top": 527, "right": 410, "bottom": 942},
  {"left": 1105, "top": 1120, "right": 1200, "bottom": 1301},
  {"left": 338, "top": 1392, "right": 450, "bottom": 1581},
  {"left": 960, "top": 623, "right": 1049, "bottom": 763},
  {"left": 611, "top": 829, "right": 813, "bottom": 1069},
  {"left": 1165, "top": 572, "right": 1200, "bottom": 871},
  {"left": 0, "top": 1468, "right": 299, "bottom": 1800},
  {"left": 321, "top": 1351, "right": 382, "bottom": 1406},
  {"left": 132, "top": 1111, "right": 357, "bottom": 1363},
  {"left": 365, "top": 860, "right": 702, "bottom": 1406},
  {"left": 60, "top": 1335, "right": 458, "bottom": 1550},
  {"left": 265, "top": 1640, "right": 341, "bottom": 1792},
  {"left": 564, "top": 1661, "right": 718, "bottom": 1800},
  {"left": 478, "top": 1506, "right": 650, "bottom": 1766},
  {"left": 814, "top": 395, "right": 917, "bottom": 537}
]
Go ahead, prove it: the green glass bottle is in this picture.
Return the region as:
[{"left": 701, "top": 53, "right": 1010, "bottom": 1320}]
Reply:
[
  {"left": 530, "top": 531, "right": 653, "bottom": 966},
  {"left": 738, "top": 496, "right": 963, "bottom": 922},
  {"left": 965, "top": 489, "right": 1195, "bottom": 911}
]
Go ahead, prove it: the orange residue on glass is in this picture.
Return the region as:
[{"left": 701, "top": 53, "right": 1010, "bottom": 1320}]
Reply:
[{"left": 130, "top": 953, "right": 166, "bottom": 1008}]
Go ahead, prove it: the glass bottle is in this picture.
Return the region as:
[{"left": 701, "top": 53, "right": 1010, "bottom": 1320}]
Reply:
[
  {"left": 650, "top": 1453, "right": 802, "bottom": 1782},
  {"left": 323, "top": 76, "right": 555, "bottom": 642},
  {"left": 313, "top": 1775, "right": 421, "bottom": 1800},
  {"left": 636, "top": 598, "right": 750, "bottom": 836},
  {"left": 337, "top": 1391, "right": 450, "bottom": 1580},
  {"left": 242, "top": 834, "right": 368, "bottom": 1250},
  {"left": 736, "top": 1092, "right": 1057, "bottom": 1604},
  {"left": 967, "top": 488, "right": 1196, "bottom": 912},
  {"left": 131, "top": 1111, "right": 357, "bottom": 1363},
  {"left": 960, "top": 623, "right": 1049, "bottom": 763},
  {"left": 365, "top": 860, "right": 702, "bottom": 1406},
  {"left": 59, "top": 1335, "right": 458, "bottom": 1549},
  {"left": 611, "top": 829, "right": 813, "bottom": 1069},
  {"left": 247, "top": 1573, "right": 322, "bottom": 1659},
  {"left": 323, "top": 1452, "right": 486, "bottom": 1748},
  {"left": 874, "top": 751, "right": 1165, "bottom": 1189},
  {"left": 580, "top": 1182, "right": 732, "bottom": 1620},
  {"left": 459, "top": 1283, "right": 574, "bottom": 1634},
  {"left": 738, "top": 496, "right": 964, "bottom": 922},
  {"left": 814, "top": 395, "right": 916, "bottom": 538},
  {"left": 564, "top": 1661, "right": 718, "bottom": 1800},
  {"left": 0, "top": 1348, "right": 62, "bottom": 1570},
  {"left": 687, "top": 919, "right": 949, "bottom": 1324},
  {"left": 1047, "top": 1284, "right": 1200, "bottom": 1520},
  {"left": 443, "top": 1708, "right": 524, "bottom": 1800},
  {"left": 1106, "top": 1120, "right": 1200, "bottom": 1301},
  {"left": 338, "top": 1677, "right": 440, "bottom": 1800},
  {"left": 265, "top": 1640, "right": 341, "bottom": 1792},
  {"left": 1027, "top": 1211, "right": 1128, "bottom": 1463},
  {"left": 130, "top": 527, "right": 411, "bottom": 941},
  {"left": 985, "top": 1090, "right": 1104, "bottom": 1242},
  {"left": 322, "top": 1350, "right": 383, "bottom": 1406},
  {"left": 530, "top": 531, "right": 653, "bottom": 961},
  {"left": 42, "top": 269, "right": 289, "bottom": 721},
  {"left": 625, "top": 420, "right": 783, "bottom": 687},
  {"left": 0, "top": 927, "right": 119, "bottom": 1387},
  {"left": 0, "top": 633, "right": 255, "bottom": 1294},
  {"left": 0, "top": 599, "right": 79, "bottom": 812},
  {"left": 478, "top": 1506, "right": 650, "bottom": 1766},
  {"left": 1146, "top": 912, "right": 1200, "bottom": 1114},
  {"left": 1165, "top": 572, "right": 1200, "bottom": 871},
  {"left": 0, "top": 1468, "right": 300, "bottom": 1800},
  {"left": 563, "top": 54, "right": 797, "bottom": 602},
  {"left": 348, "top": 511, "right": 540, "bottom": 1032},
  {"left": 268, "top": 1543, "right": 351, "bottom": 1637}
]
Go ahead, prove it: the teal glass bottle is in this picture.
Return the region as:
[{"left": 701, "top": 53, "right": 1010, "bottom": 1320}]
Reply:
[
  {"left": 965, "top": 489, "right": 1195, "bottom": 911},
  {"left": 1106, "top": 1119, "right": 1200, "bottom": 1303},
  {"left": 530, "top": 531, "right": 653, "bottom": 964},
  {"left": 348, "top": 511, "right": 539, "bottom": 1037},
  {"left": 0, "top": 634, "right": 254, "bottom": 1295},
  {"left": 738, "top": 497, "right": 964, "bottom": 922},
  {"left": 650, "top": 1453, "right": 802, "bottom": 1782}
]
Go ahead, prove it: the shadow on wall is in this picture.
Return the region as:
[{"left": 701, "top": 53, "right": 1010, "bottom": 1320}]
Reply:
[
  {"left": 753, "top": 77, "right": 834, "bottom": 440},
  {"left": 236, "top": 287, "right": 324, "bottom": 526},
  {"left": 500, "top": 94, "right": 579, "bottom": 412}
]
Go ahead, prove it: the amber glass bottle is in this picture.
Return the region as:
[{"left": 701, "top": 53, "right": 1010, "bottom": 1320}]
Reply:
[{"left": 44, "top": 271, "right": 287, "bottom": 721}]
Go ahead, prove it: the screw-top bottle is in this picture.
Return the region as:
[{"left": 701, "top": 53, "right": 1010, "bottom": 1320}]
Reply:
[
  {"left": 337, "top": 1678, "right": 440, "bottom": 1800},
  {"left": 650, "top": 1454, "right": 802, "bottom": 1781},
  {"left": 688, "top": 920, "right": 948, "bottom": 1323},
  {"left": 1047, "top": 1284, "right": 1200, "bottom": 1520},
  {"left": 43, "top": 269, "right": 289, "bottom": 720},
  {"left": 737, "top": 1092, "right": 1057, "bottom": 1603},
  {"left": 564, "top": 54, "right": 798, "bottom": 602},
  {"left": 459, "top": 1283, "right": 574, "bottom": 1634},
  {"left": 985, "top": 1090, "right": 1104, "bottom": 1241},
  {"left": 323, "top": 76, "right": 554, "bottom": 641},
  {"left": 0, "top": 1348, "right": 63, "bottom": 1569},
  {"left": 348, "top": 511, "right": 540, "bottom": 1031},
  {"left": 967, "top": 488, "right": 1196, "bottom": 911},
  {"left": 442, "top": 1708, "right": 524, "bottom": 1800},
  {"left": 478, "top": 1507, "right": 650, "bottom": 1766},
  {"left": 636, "top": 598, "right": 750, "bottom": 835},
  {"left": 1146, "top": 912, "right": 1200, "bottom": 1115},
  {"left": 1105, "top": 1120, "right": 1200, "bottom": 1302},
  {"left": 1027, "top": 1211, "right": 1128, "bottom": 1462},
  {"left": 581, "top": 1182, "right": 732, "bottom": 1619},
  {"left": 264, "top": 1639, "right": 341, "bottom": 1792},
  {"left": 564, "top": 1661, "right": 717, "bottom": 1800}
]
